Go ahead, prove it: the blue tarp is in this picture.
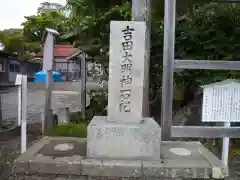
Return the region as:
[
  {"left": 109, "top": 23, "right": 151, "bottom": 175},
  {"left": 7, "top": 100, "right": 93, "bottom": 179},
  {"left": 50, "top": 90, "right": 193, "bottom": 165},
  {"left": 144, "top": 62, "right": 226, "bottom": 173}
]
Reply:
[{"left": 34, "top": 71, "right": 62, "bottom": 82}]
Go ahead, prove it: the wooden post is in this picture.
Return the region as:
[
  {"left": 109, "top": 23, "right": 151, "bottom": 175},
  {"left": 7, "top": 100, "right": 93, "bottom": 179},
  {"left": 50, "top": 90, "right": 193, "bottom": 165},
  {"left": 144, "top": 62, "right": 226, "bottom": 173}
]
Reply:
[
  {"left": 161, "top": 0, "right": 176, "bottom": 141},
  {"left": 44, "top": 70, "right": 53, "bottom": 130},
  {"left": 42, "top": 28, "right": 59, "bottom": 132},
  {"left": 81, "top": 53, "right": 86, "bottom": 120},
  {"left": 131, "top": 0, "right": 151, "bottom": 117}
]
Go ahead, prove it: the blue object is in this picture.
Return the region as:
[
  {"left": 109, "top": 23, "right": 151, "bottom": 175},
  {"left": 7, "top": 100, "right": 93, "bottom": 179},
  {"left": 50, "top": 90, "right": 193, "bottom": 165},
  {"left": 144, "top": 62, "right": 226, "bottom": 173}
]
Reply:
[{"left": 34, "top": 71, "right": 62, "bottom": 82}]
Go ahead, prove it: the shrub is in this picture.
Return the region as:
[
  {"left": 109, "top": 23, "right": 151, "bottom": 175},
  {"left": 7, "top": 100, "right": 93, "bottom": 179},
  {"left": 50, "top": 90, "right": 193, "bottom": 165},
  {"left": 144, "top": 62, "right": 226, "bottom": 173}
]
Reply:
[{"left": 44, "top": 123, "right": 87, "bottom": 138}]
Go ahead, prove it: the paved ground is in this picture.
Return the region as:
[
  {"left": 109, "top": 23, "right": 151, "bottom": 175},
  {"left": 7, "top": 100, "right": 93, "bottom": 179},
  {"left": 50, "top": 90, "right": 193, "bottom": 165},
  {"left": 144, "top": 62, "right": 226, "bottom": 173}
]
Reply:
[{"left": 1, "top": 81, "right": 105, "bottom": 125}]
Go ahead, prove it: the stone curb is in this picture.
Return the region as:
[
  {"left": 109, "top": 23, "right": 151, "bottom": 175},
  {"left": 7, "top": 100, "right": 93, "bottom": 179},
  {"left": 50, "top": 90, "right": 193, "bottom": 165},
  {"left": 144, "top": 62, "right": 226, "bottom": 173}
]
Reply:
[{"left": 13, "top": 137, "right": 228, "bottom": 179}]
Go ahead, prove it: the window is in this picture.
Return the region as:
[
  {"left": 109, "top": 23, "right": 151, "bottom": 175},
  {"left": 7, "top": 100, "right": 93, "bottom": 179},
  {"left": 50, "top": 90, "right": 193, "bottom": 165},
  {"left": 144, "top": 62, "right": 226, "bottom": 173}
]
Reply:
[
  {"left": 9, "top": 64, "right": 15, "bottom": 72},
  {"left": 9, "top": 63, "right": 20, "bottom": 73},
  {"left": 15, "top": 64, "right": 20, "bottom": 72}
]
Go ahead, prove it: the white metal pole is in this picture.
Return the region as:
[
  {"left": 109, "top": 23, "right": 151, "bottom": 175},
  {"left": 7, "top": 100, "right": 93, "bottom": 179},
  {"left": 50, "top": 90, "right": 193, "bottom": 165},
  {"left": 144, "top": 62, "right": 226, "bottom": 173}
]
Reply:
[
  {"left": 21, "top": 75, "right": 27, "bottom": 154},
  {"left": 17, "top": 85, "right": 22, "bottom": 126},
  {"left": 222, "top": 122, "right": 231, "bottom": 167}
]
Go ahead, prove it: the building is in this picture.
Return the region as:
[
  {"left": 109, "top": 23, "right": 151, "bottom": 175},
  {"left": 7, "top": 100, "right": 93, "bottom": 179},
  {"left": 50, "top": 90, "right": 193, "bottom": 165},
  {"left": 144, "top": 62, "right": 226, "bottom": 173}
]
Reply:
[
  {"left": 0, "top": 51, "right": 41, "bottom": 84},
  {"left": 37, "top": 45, "right": 82, "bottom": 81},
  {"left": 37, "top": 44, "right": 104, "bottom": 81}
]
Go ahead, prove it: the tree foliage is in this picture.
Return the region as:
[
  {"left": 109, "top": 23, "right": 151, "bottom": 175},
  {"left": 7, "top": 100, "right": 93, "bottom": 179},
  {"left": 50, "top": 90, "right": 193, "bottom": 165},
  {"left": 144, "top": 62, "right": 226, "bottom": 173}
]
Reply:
[
  {"left": 64, "top": 1, "right": 240, "bottom": 107},
  {"left": 0, "top": 29, "right": 23, "bottom": 54},
  {"left": 37, "top": 2, "right": 64, "bottom": 14},
  {"left": 175, "top": 4, "right": 240, "bottom": 87},
  {"left": 22, "top": 11, "right": 67, "bottom": 43},
  {"left": 64, "top": 0, "right": 131, "bottom": 75}
]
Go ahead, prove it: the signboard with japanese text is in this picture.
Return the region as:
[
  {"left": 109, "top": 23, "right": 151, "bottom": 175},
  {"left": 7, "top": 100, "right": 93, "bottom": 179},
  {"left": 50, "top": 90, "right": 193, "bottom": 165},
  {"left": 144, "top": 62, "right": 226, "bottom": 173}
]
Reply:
[{"left": 202, "top": 79, "right": 240, "bottom": 122}]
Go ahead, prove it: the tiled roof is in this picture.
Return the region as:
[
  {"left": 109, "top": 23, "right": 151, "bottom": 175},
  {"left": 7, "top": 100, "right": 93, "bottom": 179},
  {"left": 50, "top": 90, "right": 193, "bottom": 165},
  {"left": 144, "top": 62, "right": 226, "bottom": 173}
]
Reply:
[{"left": 37, "top": 45, "right": 81, "bottom": 59}]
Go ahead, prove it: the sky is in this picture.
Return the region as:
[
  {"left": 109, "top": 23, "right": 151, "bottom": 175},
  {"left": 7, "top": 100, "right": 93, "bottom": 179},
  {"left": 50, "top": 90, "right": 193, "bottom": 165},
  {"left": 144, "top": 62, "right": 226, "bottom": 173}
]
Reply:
[{"left": 0, "top": 0, "right": 66, "bottom": 30}]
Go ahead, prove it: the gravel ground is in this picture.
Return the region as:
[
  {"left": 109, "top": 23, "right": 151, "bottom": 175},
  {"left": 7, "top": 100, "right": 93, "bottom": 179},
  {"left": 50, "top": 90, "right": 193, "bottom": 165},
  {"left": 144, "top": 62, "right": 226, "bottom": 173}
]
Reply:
[{"left": 0, "top": 123, "right": 42, "bottom": 180}]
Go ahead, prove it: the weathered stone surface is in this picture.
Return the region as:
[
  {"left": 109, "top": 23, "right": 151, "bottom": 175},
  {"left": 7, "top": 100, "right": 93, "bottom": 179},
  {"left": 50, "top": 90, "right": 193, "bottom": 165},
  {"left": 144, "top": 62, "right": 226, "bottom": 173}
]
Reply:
[
  {"left": 87, "top": 116, "right": 161, "bottom": 160},
  {"left": 108, "top": 21, "right": 147, "bottom": 123},
  {"left": 142, "top": 159, "right": 211, "bottom": 179},
  {"left": 88, "top": 177, "right": 140, "bottom": 180},
  {"left": 13, "top": 137, "right": 85, "bottom": 176},
  {"left": 81, "top": 159, "right": 102, "bottom": 176},
  {"left": 39, "top": 138, "right": 86, "bottom": 157},
  {"left": 13, "top": 175, "right": 87, "bottom": 180},
  {"left": 57, "top": 107, "right": 70, "bottom": 125},
  {"left": 13, "top": 137, "right": 228, "bottom": 179},
  {"left": 143, "top": 141, "right": 213, "bottom": 179},
  {"left": 28, "top": 156, "right": 82, "bottom": 175},
  {"left": 13, "top": 158, "right": 30, "bottom": 174},
  {"left": 82, "top": 159, "right": 142, "bottom": 177}
]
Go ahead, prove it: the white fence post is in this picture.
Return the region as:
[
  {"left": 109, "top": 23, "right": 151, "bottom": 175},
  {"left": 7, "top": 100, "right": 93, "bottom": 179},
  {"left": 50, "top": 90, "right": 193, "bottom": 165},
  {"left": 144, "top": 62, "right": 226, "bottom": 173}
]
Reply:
[
  {"left": 222, "top": 122, "right": 231, "bottom": 167},
  {"left": 21, "top": 75, "right": 27, "bottom": 154},
  {"left": 15, "top": 74, "right": 23, "bottom": 126},
  {"left": 17, "top": 85, "right": 22, "bottom": 126}
]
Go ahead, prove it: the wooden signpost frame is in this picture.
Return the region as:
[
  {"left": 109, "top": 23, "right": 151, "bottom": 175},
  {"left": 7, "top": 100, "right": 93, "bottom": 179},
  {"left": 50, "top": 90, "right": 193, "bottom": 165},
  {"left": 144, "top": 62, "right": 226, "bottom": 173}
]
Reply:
[{"left": 161, "top": 0, "right": 240, "bottom": 141}]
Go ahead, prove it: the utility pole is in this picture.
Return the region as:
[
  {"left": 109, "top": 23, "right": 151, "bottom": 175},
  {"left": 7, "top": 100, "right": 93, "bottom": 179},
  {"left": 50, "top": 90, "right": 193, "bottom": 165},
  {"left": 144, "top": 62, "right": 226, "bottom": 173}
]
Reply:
[
  {"left": 131, "top": 0, "right": 151, "bottom": 117},
  {"left": 42, "top": 28, "right": 59, "bottom": 131},
  {"left": 80, "top": 53, "right": 86, "bottom": 120}
]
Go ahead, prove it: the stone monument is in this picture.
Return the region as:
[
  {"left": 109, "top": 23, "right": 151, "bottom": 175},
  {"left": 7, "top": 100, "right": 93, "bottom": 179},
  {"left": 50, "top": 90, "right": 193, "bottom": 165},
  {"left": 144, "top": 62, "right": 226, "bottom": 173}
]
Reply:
[
  {"left": 87, "top": 21, "right": 162, "bottom": 160},
  {"left": 13, "top": 21, "right": 228, "bottom": 180}
]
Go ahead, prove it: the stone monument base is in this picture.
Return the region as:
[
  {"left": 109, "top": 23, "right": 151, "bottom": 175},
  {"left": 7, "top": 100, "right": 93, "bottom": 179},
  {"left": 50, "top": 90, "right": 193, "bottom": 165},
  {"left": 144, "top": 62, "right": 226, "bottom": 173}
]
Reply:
[
  {"left": 87, "top": 116, "right": 161, "bottom": 160},
  {"left": 13, "top": 137, "right": 228, "bottom": 179}
]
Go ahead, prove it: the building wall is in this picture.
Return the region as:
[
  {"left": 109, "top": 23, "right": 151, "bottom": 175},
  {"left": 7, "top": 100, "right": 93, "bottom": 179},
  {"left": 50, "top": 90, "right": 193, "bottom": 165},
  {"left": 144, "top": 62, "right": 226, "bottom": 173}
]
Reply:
[
  {"left": 54, "top": 57, "right": 81, "bottom": 81},
  {"left": 54, "top": 57, "right": 81, "bottom": 73},
  {"left": 0, "top": 58, "right": 8, "bottom": 83},
  {"left": 8, "top": 59, "right": 21, "bottom": 82}
]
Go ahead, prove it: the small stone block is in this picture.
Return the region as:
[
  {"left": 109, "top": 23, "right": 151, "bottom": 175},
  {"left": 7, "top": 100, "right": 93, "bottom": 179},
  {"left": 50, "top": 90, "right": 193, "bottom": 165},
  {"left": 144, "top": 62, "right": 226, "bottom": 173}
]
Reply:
[
  {"left": 57, "top": 107, "right": 70, "bottom": 125},
  {"left": 87, "top": 116, "right": 161, "bottom": 160}
]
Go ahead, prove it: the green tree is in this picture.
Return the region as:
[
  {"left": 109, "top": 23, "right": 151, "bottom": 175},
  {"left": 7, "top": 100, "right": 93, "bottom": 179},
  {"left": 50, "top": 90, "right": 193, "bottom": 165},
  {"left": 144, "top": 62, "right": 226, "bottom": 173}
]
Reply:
[
  {"left": 64, "top": 0, "right": 131, "bottom": 77},
  {"left": 65, "top": 1, "right": 240, "bottom": 113},
  {"left": 0, "top": 29, "right": 24, "bottom": 54},
  {"left": 22, "top": 11, "right": 67, "bottom": 43},
  {"left": 174, "top": 3, "right": 240, "bottom": 103},
  {"left": 37, "top": 2, "right": 64, "bottom": 14}
]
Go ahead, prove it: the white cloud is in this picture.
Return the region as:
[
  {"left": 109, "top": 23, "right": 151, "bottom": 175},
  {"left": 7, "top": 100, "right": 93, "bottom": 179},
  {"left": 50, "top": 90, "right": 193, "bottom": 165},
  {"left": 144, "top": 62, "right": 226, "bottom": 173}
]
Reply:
[{"left": 0, "top": 0, "right": 66, "bottom": 30}]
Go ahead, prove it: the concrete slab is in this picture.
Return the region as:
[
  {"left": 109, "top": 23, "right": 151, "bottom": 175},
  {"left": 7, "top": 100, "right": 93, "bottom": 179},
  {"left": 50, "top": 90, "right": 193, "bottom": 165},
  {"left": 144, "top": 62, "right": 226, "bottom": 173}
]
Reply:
[
  {"left": 87, "top": 116, "right": 161, "bottom": 160},
  {"left": 13, "top": 137, "right": 227, "bottom": 180}
]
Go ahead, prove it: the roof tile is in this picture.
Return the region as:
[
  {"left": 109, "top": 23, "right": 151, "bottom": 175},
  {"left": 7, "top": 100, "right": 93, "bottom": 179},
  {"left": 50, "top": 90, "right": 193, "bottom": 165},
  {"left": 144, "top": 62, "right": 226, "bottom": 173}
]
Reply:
[{"left": 38, "top": 44, "right": 80, "bottom": 58}]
